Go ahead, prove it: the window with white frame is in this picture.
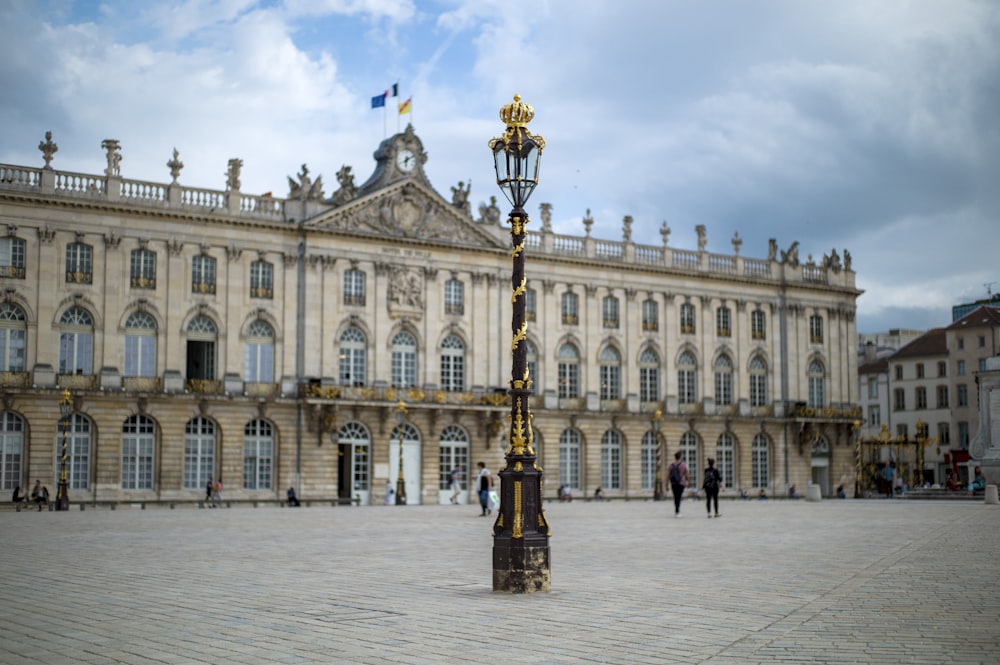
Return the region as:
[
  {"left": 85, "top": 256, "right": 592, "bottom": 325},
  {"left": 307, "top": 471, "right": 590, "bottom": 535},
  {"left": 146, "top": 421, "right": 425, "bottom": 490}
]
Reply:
[
  {"left": 444, "top": 279, "right": 464, "bottom": 315},
  {"left": 599, "top": 346, "right": 621, "bottom": 400},
  {"left": 639, "top": 348, "right": 660, "bottom": 402},
  {"left": 338, "top": 422, "right": 370, "bottom": 492},
  {"left": 868, "top": 377, "right": 878, "bottom": 399},
  {"left": 680, "top": 302, "right": 695, "bottom": 334},
  {"left": 716, "top": 306, "right": 731, "bottom": 337},
  {"left": 557, "top": 343, "right": 580, "bottom": 398},
  {"left": 64, "top": 413, "right": 92, "bottom": 490},
  {"left": 642, "top": 298, "right": 658, "bottom": 332},
  {"left": 561, "top": 292, "right": 578, "bottom": 325},
  {"left": 559, "top": 428, "right": 581, "bottom": 489},
  {"left": 130, "top": 247, "right": 156, "bottom": 289},
  {"left": 0, "top": 236, "right": 26, "bottom": 279},
  {"left": 957, "top": 384, "right": 968, "bottom": 407},
  {"left": 344, "top": 269, "right": 366, "bottom": 306},
  {"left": 600, "top": 430, "right": 622, "bottom": 489},
  {"left": 186, "top": 316, "right": 217, "bottom": 381},
  {"left": 809, "top": 314, "right": 824, "bottom": 344},
  {"left": 751, "top": 434, "right": 769, "bottom": 488},
  {"left": 243, "top": 419, "right": 273, "bottom": 490},
  {"left": 751, "top": 309, "right": 766, "bottom": 340},
  {"left": 677, "top": 350, "right": 697, "bottom": 404},
  {"left": 0, "top": 411, "right": 24, "bottom": 491},
  {"left": 338, "top": 327, "right": 367, "bottom": 386},
  {"left": 183, "top": 417, "right": 215, "bottom": 489},
  {"left": 714, "top": 354, "right": 733, "bottom": 405},
  {"left": 391, "top": 331, "right": 417, "bottom": 388},
  {"left": 936, "top": 385, "right": 948, "bottom": 409},
  {"left": 58, "top": 307, "right": 94, "bottom": 376},
  {"left": 65, "top": 241, "right": 93, "bottom": 284},
  {"left": 124, "top": 312, "right": 157, "bottom": 378},
  {"left": 679, "top": 431, "right": 699, "bottom": 483},
  {"left": 869, "top": 405, "right": 881, "bottom": 427},
  {"left": 439, "top": 334, "right": 465, "bottom": 392},
  {"left": 525, "top": 287, "right": 537, "bottom": 322},
  {"left": 602, "top": 295, "right": 619, "bottom": 329},
  {"left": 121, "top": 415, "right": 155, "bottom": 490},
  {"left": 808, "top": 360, "right": 825, "bottom": 407},
  {"left": 640, "top": 430, "right": 658, "bottom": 490},
  {"left": 438, "top": 425, "right": 470, "bottom": 490},
  {"left": 749, "top": 355, "right": 768, "bottom": 407},
  {"left": 250, "top": 260, "right": 273, "bottom": 299},
  {"left": 716, "top": 433, "right": 735, "bottom": 489},
  {"left": 192, "top": 254, "right": 216, "bottom": 294},
  {"left": 245, "top": 319, "right": 275, "bottom": 383},
  {"left": 0, "top": 303, "right": 27, "bottom": 373}
]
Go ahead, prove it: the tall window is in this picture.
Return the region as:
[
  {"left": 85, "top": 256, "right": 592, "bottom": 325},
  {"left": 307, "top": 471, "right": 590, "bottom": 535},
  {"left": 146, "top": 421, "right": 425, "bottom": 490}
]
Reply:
[
  {"left": 959, "top": 422, "right": 969, "bottom": 447},
  {"left": 444, "top": 279, "right": 464, "bottom": 315},
  {"left": 559, "top": 428, "right": 581, "bottom": 489},
  {"left": 808, "top": 360, "right": 826, "bottom": 408},
  {"left": 868, "top": 377, "right": 878, "bottom": 399},
  {"left": 391, "top": 331, "right": 417, "bottom": 388},
  {"left": 339, "top": 422, "right": 370, "bottom": 493},
  {"left": 679, "top": 431, "right": 699, "bottom": 484},
  {"left": 438, "top": 425, "right": 470, "bottom": 490},
  {"left": 642, "top": 299, "right": 658, "bottom": 332},
  {"left": 186, "top": 316, "right": 217, "bottom": 381},
  {"left": 957, "top": 384, "right": 968, "bottom": 407},
  {"left": 557, "top": 343, "right": 580, "bottom": 398},
  {"left": 525, "top": 287, "right": 537, "bottom": 322},
  {"left": 561, "top": 292, "right": 578, "bottom": 325},
  {"left": 245, "top": 320, "right": 275, "bottom": 383},
  {"left": 915, "top": 387, "right": 927, "bottom": 410},
  {"left": 338, "top": 327, "right": 367, "bottom": 386},
  {"left": 440, "top": 334, "right": 465, "bottom": 392},
  {"left": 183, "top": 417, "right": 215, "bottom": 489},
  {"left": 243, "top": 419, "right": 274, "bottom": 490},
  {"left": 130, "top": 247, "right": 156, "bottom": 289},
  {"left": 0, "top": 412, "right": 25, "bottom": 491},
  {"left": 937, "top": 422, "right": 950, "bottom": 445},
  {"left": 639, "top": 348, "right": 660, "bottom": 402},
  {"left": 714, "top": 354, "right": 733, "bottom": 405},
  {"left": 751, "top": 434, "right": 770, "bottom": 489},
  {"left": 716, "top": 306, "right": 731, "bottom": 337},
  {"left": 957, "top": 360, "right": 965, "bottom": 376},
  {"left": 65, "top": 241, "right": 93, "bottom": 284},
  {"left": 344, "top": 269, "right": 366, "bottom": 306},
  {"left": 680, "top": 303, "right": 695, "bottom": 334},
  {"left": 250, "top": 260, "right": 273, "bottom": 299},
  {"left": 121, "top": 415, "right": 155, "bottom": 490},
  {"left": 600, "top": 430, "right": 622, "bottom": 489},
  {"left": 916, "top": 363, "right": 925, "bottom": 378},
  {"left": 192, "top": 254, "right": 216, "bottom": 294},
  {"left": 937, "top": 361, "right": 947, "bottom": 377},
  {"left": 936, "top": 385, "right": 949, "bottom": 408},
  {"left": 640, "top": 431, "right": 658, "bottom": 490},
  {"left": 716, "top": 433, "right": 735, "bottom": 489},
  {"left": 749, "top": 356, "right": 768, "bottom": 407},
  {"left": 526, "top": 340, "right": 539, "bottom": 390},
  {"left": 894, "top": 388, "right": 906, "bottom": 411},
  {"left": 124, "top": 312, "right": 157, "bottom": 378},
  {"left": 599, "top": 346, "right": 621, "bottom": 400},
  {"left": 869, "top": 405, "right": 881, "bottom": 427},
  {"left": 64, "top": 413, "right": 92, "bottom": 490},
  {"left": 751, "top": 309, "right": 766, "bottom": 340},
  {"left": 602, "top": 295, "right": 619, "bottom": 329},
  {"left": 0, "top": 303, "right": 27, "bottom": 372},
  {"left": 0, "top": 236, "right": 26, "bottom": 279},
  {"left": 677, "top": 351, "right": 697, "bottom": 404},
  {"left": 809, "top": 314, "right": 824, "bottom": 344},
  {"left": 58, "top": 307, "right": 94, "bottom": 375}
]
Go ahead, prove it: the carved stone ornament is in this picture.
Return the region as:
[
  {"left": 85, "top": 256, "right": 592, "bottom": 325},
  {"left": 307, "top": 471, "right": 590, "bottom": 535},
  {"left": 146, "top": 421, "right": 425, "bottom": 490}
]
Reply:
[
  {"left": 38, "top": 131, "right": 58, "bottom": 169},
  {"left": 102, "top": 139, "right": 122, "bottom": 177},
  {"left": 386, "top": 265, "right": 425, "bottom": 317},
  {"left": 288, "top": 163, "right": 324, "bottom": 201},
  {"left": 226, "top": 158, "right": 243, "bottom": 192},
  {"left": 167, "top": 148, "right": 184, "bottom": 184},
  {"left": 478, "top": 196, "right": 501, "bottom": 225}
]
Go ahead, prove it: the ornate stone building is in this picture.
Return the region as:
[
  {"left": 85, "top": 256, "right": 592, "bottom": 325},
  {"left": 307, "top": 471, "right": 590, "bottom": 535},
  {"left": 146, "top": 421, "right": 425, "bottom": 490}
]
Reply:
[{"left": 0, "top": 126, "right": 861, "bottom": 505}]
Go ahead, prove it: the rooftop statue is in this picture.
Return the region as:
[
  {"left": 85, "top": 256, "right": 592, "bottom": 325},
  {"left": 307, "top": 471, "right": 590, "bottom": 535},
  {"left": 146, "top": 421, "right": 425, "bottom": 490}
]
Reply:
[
  {"left": 288, "top": 163, "right": 324, "bottom": 201},
  {"left": 330, "top": 165, "right": 357, "bottom": 206}
]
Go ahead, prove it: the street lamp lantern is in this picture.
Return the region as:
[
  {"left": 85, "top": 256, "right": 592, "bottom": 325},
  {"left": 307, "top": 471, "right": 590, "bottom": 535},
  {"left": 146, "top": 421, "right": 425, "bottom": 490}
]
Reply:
[
  {"left": 56, "top": 389, "right": 72, "bottom": 511},
  {"left": 394, "top": 401, "right": 407, "bottom": 505},
  {"left": 651, "top": 408, "right": 664, "bottom": 501},
  {"left": 490, "top": 95, "right": 550, "bottom": 593}
]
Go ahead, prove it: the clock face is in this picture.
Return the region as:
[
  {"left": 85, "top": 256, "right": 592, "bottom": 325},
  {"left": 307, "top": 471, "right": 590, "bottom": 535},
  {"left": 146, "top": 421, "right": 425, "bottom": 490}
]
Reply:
[{"left": 397, "top": 149, "right": 416, "bottom": 173}]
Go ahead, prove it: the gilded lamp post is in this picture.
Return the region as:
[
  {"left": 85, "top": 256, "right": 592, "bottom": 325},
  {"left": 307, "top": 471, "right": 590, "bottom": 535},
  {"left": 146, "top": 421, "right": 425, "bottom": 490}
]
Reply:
[
  {"left": 394, "top": 401, "right": 407, "bottom": 505},
  {"left": 489, "top": 95, "right": 550, "bottom": 593},
  {"left": 56, "top": 389, "right": 72, "bottom": 511},
  {"left": 652, "top": 409, "right": 664, "bottom": 501}
]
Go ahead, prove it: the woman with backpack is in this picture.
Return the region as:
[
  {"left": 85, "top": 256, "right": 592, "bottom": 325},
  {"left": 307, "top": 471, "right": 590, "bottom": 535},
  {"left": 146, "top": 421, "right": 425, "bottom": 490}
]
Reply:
[
  {"left": 667, "top": 451, "right": 689, "bottom": 518},
  {"left": 703, "top": 458, "right": 722, "bottom": 518}
]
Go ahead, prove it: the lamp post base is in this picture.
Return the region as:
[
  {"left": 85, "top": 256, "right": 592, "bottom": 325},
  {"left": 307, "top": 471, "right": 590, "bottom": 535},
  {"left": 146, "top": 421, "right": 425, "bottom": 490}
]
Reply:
[{"left": 493, "top": 535, "right": 550, "bottom": 593}]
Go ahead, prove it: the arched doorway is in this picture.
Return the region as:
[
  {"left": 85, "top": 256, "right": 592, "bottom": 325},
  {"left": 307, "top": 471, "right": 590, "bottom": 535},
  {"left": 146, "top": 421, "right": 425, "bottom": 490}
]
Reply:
[
  {"left": 337, "top": 422, "right": 370, "bottom": 506},
  {"left": 388, "top": 422, "right": 421, "bottom": 505}
]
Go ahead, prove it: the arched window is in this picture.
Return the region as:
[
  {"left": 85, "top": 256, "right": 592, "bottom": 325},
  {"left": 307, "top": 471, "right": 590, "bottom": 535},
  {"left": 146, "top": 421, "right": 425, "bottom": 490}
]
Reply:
[
  {"left": 391, "top": 331, "right": 417, "bottom": 388},
  {"left": 59, "top": 307, "right": 94, "bottom": 375},
  {"left": 639, "top": 348, "right": 660, "bottom": 402},
  {"left": 339, "top": 327, "right": 367, "bottom": 386},
  {"left": 559, "top": 429, "right": 581, "bottom": 489},
  {"left": 641, "top": 430, "right": 658, "bottom": 490},
  {"left": 752, "top": 434, "right": 770, "bottom": 489},
  {"left": 0, "top": 412, "right": 25, "bottom": 490},
  {"left": 338, "top": 422, "right": 370, "bottom": 492},
  {"left": 62, "top": 412, "right": 92, "bottom": 490},
  {"left": 0, "top": 303, "right": 27, "bottom": 373},
  {"left": 808, "top": 360, "right": 826, "bottom": 407},
  {"left": 714, "top": 354, "right": 733, "bottom": 405},
  {"left": 245, "top": 320, "right": 274, "bottom": 383},
  {"left": 439, "top": 334, "right": 465, "bottom": 392},
  {"left": 122, "top": 414, "right": 155, "bottom": 490},
  {"left": 749, "top": 356, "right": 768, "bottom": 407},
  {"left": 438, "top": 425, "right": 469, "bottom": 490},
  {"left": 557, "top": 343, "right": 580, "bottom": 398},
  {"left": 124, "top": 312, "right": 157, "bottom": 378},
  {"left": 601, "top": 430, "right": 622, "bottom": 489},
  {"left": 243, "top": 419, "right": 274, "bottom": 490},
  {"left": 184, "top": 417, "right": 215, "bottom": 489},
  {"left": 599, "top": 346, "right": 621, "bottom": 400},
  {"left": 716, "top": 433, "right": 735, "bottom": 489},
  {"left": 186, "top": 315, "right": 217, "bottom": 381},
  {"left": 679, "top": 431, "right": 699, "bottom": 484},
  {"left": 602, "top": 295, "right": 619, "bottom": 329},
  {"left": 678, "top": 351, "right": 697, "bottom": 404},
  {"left": 561, "top": 292, "right": 578, "bottom": 325},
  {"left": 526, "top": 340, "right": 539, "bottom": 391}
]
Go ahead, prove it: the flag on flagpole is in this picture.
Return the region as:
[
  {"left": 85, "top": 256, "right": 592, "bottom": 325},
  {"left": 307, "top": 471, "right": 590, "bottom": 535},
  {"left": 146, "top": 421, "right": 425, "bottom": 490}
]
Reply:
[
  {"left": 371, "top": 92, "right": 387, "bottom": 109},
  {"left": 391, "top": 83, "right": 399, "bottom": 97},
  {"left": 398, "top": 97, "right": 412, "bottom": 115}
]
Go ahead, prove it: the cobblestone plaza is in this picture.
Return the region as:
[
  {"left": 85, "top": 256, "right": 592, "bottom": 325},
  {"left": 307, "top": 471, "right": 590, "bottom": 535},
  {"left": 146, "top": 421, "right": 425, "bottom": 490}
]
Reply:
[{"left": 2, "top": 499, "right": 997, "bottom": 664}]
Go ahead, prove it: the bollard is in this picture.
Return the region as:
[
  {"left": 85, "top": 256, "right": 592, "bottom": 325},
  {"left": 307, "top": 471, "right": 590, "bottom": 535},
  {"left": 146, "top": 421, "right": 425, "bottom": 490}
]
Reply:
[
  {"left": 985, "top": 484, "right": 999, "bottom": 505},
  {"left": 805, "top": 485, "right": 822, "bottom": 502}
]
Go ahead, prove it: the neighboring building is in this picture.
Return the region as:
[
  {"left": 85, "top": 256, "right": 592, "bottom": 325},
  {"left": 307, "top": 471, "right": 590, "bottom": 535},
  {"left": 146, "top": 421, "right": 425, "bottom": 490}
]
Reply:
[
  {"left": 0, "top": 127, "right": 861, "bottom": 504},
  {"left": 951, "top": 293, "right": 1000, "bottom": 322},
  {"left": 857, "top": 329, "right": 925, "bottom": 443},
  {"left": 946, "top": 306, "right": 1000, "bottom": 468}
]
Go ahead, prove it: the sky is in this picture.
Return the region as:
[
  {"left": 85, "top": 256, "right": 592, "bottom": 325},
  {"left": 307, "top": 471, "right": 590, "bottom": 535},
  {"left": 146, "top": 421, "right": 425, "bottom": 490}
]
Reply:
[{"left": 1, "top": 0, "right": 997, "bottom": 335}]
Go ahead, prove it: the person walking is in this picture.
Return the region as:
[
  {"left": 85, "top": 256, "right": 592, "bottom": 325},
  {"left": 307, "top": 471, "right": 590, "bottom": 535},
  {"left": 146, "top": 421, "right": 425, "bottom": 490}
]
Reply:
[
  {"left": 449, "top": 465, "right": 462, "bottom": 504},
  {"left": 476, "top": 461, "right": 493, "bottom": 516},
  {"left": 667, "top": 451, "right": 689, "bottom": 518},
  {"left": 206, "top": 477, "right": 214, "bottom": 507},
  {"left": 881, "top": 461, "right": 895, "bottom": 499},
  {"left": 703, "top": 458, "right": 722, "bottom": 518}
]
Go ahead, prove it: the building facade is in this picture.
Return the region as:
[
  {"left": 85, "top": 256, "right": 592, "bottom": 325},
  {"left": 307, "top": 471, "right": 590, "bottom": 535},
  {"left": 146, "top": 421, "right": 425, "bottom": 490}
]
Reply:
[{"left": 0, "top": 127, "right": 861, "bottom": 505}]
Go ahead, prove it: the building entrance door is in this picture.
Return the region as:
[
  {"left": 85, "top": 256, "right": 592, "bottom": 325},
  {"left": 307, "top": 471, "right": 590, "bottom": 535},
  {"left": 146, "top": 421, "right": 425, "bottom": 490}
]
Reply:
[{"left": 388, "top": 423, "right": 421, "bottom": 504}]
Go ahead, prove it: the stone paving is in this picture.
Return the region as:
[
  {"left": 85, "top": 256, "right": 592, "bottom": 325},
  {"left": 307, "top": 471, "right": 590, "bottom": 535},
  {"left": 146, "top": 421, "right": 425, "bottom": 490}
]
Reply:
[{"left": 1, "top": 497, "right": 998, "bottom": 664}]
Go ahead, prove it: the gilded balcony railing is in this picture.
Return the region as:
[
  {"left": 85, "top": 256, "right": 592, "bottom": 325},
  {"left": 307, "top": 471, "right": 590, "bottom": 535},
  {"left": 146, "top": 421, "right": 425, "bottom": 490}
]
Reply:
[
  {"left": 124, "top": 376, "right": 161, "bottom": 392},
  {"left": 0, "top": 371, "right": 29, "bottom": 387},
  {"left": 245, "top": 382, "right": 277, "bottom": 397},
  {"left": 58, "top": 374, "right": 97, "bottom": 390},
  {"left": 186, "top": 379, "right": 221, "bottom": 394}
]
